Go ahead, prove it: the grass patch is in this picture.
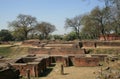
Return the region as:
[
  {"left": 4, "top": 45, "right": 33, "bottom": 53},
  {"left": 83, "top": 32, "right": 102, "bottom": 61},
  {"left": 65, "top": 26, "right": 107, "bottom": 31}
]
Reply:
[
  {"left": 0, "top": 47, "right": 12, "bottom": 57},
  {"left": 0, "top": 46, "right": 29, "bottom": 58},
  {"left": 95, "top": 48, "right": 119, "bottom": 54},
  {"left": 86, "top": 48, "right": 120, "bottom": 54},
  {"left": 7, "top": 47, "right": 29, "bottom": 58}
]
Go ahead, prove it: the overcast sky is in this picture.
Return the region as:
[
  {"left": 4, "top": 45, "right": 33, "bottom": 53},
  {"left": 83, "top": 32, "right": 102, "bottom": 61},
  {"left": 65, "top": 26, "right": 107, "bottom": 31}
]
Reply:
[{"left": 0, "top": 0, "right": 105, "bottom": 34}]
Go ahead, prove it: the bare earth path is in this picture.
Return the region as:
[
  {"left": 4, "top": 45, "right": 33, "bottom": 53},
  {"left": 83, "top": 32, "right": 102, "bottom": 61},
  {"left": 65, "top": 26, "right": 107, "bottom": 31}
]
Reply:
[{"left": 31, "top": 63, "right": 100, "bottom": 79}]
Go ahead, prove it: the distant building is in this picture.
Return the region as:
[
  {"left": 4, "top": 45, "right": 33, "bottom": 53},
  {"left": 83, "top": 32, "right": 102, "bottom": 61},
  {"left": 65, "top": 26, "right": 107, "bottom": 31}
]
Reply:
[{"left": 99, "top": 34, "right": 120, "bottom": 41}]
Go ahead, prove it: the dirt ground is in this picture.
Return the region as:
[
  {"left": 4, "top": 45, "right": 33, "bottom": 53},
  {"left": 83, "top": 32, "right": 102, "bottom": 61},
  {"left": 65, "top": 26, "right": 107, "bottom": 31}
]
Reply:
[{"left": 30, "top": 63, "right": 100, "bottom": 79}]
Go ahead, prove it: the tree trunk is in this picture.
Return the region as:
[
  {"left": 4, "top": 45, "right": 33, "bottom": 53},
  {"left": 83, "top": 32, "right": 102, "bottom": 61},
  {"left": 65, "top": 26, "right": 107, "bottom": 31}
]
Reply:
[{"left": 24, "top": 31, "right": 28, "bottom": 40}]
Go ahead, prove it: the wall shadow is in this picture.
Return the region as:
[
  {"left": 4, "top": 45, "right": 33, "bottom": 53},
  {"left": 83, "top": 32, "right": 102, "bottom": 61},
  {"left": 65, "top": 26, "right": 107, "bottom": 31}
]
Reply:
[
  {"left": 40, "top": 68, "right": 53, "bottom": 77},
  {"left": 40, "top": 63, "right": 56, "bottom": 77},
  {"left": 68, "top": 58, "right": 74, "bottom": 66}
]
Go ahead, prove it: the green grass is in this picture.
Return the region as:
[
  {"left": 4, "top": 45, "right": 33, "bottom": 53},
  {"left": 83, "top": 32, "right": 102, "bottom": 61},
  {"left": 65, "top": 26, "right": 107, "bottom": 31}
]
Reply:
[
  {"left": 0, "top": 47, "right": 12, "bottom": 57},
  {"left": 0, "top": 46, "right": 29, "bottom": 58},
  {"left": 86, "top": 48, "right": 120, "bottom": 54}
]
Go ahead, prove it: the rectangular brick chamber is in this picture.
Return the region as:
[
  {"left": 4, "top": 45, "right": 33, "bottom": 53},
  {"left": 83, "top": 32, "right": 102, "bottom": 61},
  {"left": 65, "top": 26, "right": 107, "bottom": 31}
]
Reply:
[{"left": 12, "top": 56, "right": 51, "bottom": 77}]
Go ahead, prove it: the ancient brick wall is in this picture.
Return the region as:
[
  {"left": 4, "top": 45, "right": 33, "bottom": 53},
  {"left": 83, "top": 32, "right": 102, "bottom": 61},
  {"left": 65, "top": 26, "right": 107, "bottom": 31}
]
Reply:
[
  {"left": 82, "top": 41, "right": 96, "bottom": 47},
  {"left": 96, "top": 41, "right": 120, "bottom": 47},
  {"left": 91, "top": 54, "right": 108, "bottom": 61},
  {"left": 99, "top": 34, "right": 120, "bottom": 41},
  {"left": 12, "top": 64, "right": 28, "bottom": 76},
  {"left": 73, "top": 57, "right": 99, "bottom": 67},
  {"left": 28, "top": 48, "right": 85, "bottom": 55},
  {"left": 79, "top": 41, "right": 120, "bottom": 48},
  {"left": 28, "top": 48, "right": 51, "bottom": 54},
  {"left": 52, "top": 56, "right": 67, "bottom": 66},
  {"left": 57, "top": 48, "right": 84, "bottom": 55},
  {"left": 45, "top": 44, "right": 74, "bottom": 48},
  {"left": 22, "top": 39, "right": 40, "bottom": 46}
]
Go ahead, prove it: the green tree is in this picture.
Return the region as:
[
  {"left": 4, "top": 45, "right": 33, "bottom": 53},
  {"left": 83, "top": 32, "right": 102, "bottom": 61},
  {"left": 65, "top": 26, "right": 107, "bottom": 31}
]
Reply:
[
  {"left": 110, "top": 4, "right": 120, "bottom": 35},
  {"left": 36, "top": 22, "right": 56, "bottom": 39},
  {"left": 82, "top": 7, "right": 112, "bottom": 40},
  {"left": 9, "top": 14, "right": 37, "bottom": 40},
  {"left": 63, "top": 31, "right": 77, "bottom": 41},
  {"left": 81, "top": 15, "right": 100, "bottom": 39},
  {"left": 53, "top": 35, "right": 63, "bottom": 40},
  {"left": 0, "top": 29, "right": 13, "bottom": 41},
  {"left": 11, "top": 29, "right": 25, "bottom": 41},
  {"left": 65, "top": 16, "right": 83, "bottom": 40}
]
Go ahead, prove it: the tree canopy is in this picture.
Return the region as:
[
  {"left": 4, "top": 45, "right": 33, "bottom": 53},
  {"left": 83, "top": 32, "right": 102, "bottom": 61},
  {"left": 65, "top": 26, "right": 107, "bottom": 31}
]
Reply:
[
  {"left": 0, "top": 1, "right": 119, "bottom": 41},
  {"left": 65, "top": 15, "right": 83, "bottom": 40},
  {"left": 36, "top": 22, "right": 56, "bottom": 39},
  {"left": 9, "top": 14, "right": 37, "bottom": 40},
  {"left": 0, "top": 29, "right": 13, "bottom": 41}
]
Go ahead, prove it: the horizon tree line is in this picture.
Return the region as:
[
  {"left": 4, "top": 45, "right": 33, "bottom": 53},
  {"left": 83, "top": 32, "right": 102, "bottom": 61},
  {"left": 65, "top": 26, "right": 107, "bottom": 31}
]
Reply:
[{"left": 0, "top": 0, "right": 120, "bottom": 41}]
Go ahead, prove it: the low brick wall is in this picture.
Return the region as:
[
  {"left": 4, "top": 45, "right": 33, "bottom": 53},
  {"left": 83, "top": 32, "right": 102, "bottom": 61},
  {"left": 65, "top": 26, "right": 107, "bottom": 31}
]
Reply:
[
  {"left": 45, "top": 44, "right": 73, "bottom": 48},
  {"left": 91, "top": 54, "right": 108, "bottom": 61},
  {"left": 79, "top": 41, "right": 120, "bottom": 47},
  {"left": 53, "top": 56, "right": 69, "bottom": 67},
  {"left": 28, "top": 48, "right": 85, "bottom": 55},
  {"left": 89, "top": 48, "right": 120, "bottom": 54},
  {"left": 22, "top": 39, "right": 40, "bottom": 46},
  {"left": 73, "top": 57, "right": 99, "bottom": 67},
  {"left": 96, "top": 41, "right": 120, "bottom": 47},
  {"left": 81, "top": 41, "right": 96, "bottom": 47},
  {"left": 28, "top": 48, "right": 51, "bottom": 54}
]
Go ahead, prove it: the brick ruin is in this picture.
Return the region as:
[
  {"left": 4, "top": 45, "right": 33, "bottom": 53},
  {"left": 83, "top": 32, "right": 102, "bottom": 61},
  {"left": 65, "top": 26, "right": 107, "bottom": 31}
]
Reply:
[
  {"left": 10, "top": 54, "right": 104, "bottom": 77},
  {"left": 73, "top": 57, "right": 99, "bottom": 67},
  {"left": 99, "top": 34, "right": 120, "bottom": 41},
  {"left": 2, "top": 40, "right": 119, "bottom": 78},
  {"left": 28, "top": 48, "right": 85, "bottom": 55},
  {"left": 79, "top": 41, "right": 120, "bottom": 48},
  {"left": 12, "top": 57, "right": 47, "bottom": 77},
  {"left": 0, "top": 59, "right": 20, "bottom": 79},
  {"left": 22, "top": 39, "right": 41, "bottom": 46},
  {"left": 0, "top": 54, "right": 107, "bottom": 78}
]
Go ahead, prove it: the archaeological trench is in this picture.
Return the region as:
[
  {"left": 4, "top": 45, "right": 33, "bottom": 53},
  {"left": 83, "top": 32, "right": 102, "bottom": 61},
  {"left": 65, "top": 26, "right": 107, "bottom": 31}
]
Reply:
[{"left": 0, "top": 40, "right": 120, "bottom": 79}]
